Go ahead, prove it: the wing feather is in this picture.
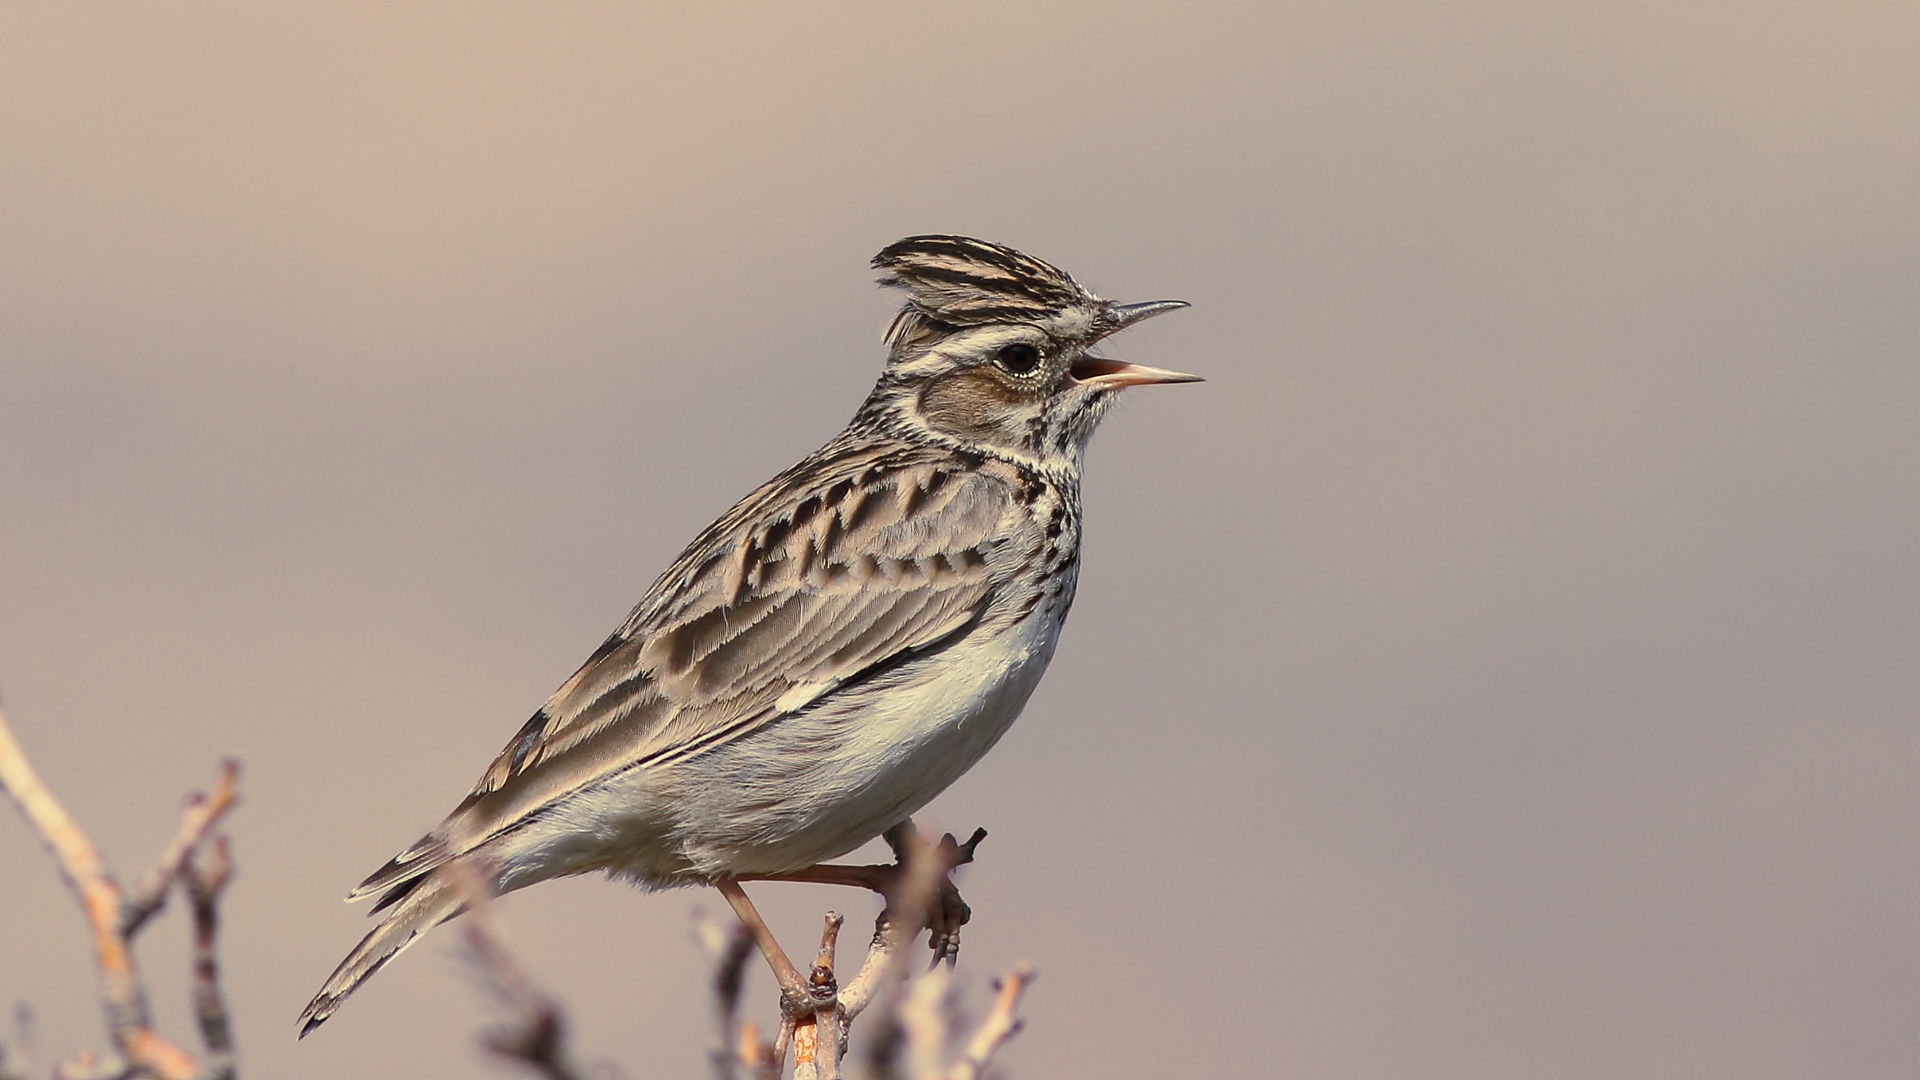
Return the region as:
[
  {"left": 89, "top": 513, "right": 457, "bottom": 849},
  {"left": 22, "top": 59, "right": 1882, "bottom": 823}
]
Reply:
[{"left": 390, "top": 441, "right": 1016, "bottom": 871}]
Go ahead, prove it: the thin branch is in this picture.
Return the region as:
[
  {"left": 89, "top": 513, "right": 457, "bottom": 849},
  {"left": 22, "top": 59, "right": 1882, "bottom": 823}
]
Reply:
[
  {"left": 182, "top": 838, "right": 235, "bottom": 1080},
  {"left": 52, "top": 1050, "right": 124, "bottom": 1080},
  {"left": 792, "top": 1017, "right": 821, "bottom": 1079},
  {"left": 0, "top": 702, "right": 232, "bottom": 1080},
  {"left": 898, "top": 967, "right": 952, "bottom": 1080},
  {"left": 946, "top": 964, "right": 1035, "bottom": 1080},
  {"left": 811, "top": 913, "right": 843, "bottom": 1080},
  {"left": 792, "top": 913, "right": 844, "bottom": 1080},
  {"left": 0, "top": 1003, "right": 36, "bottom": 1080},
  {"left": 451, "top": 868, "right": 590, "bottom": 1080},
  {"left": 839, "top": 912, "right": 908, "bottom": 1024},
  {"left": 462, "top": 924, "right": 580, "bottom": 1080},
  {"left": 862, "top": 829, "right": 945, "bottom": 1020},
  {"left": 735, "top": 1019, "right": 776, "bottom": 1080},
  {"left": 120, "top": 762, "right": 239, "bottom": 938},
  {"left": 772, "top": 1017, "right": 796, "bottom": 1078},
  {"left": 691, "top": 911, "right": 754, "bottom": 1080}
]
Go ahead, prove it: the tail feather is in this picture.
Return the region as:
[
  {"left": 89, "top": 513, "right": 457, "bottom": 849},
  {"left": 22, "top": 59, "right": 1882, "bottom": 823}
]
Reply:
[
  {"left": 347, "top": 831, "right": 451, "bottom": 904},
  {"left": 299, "top": 876, "right": 466, "bottom": 1037}
]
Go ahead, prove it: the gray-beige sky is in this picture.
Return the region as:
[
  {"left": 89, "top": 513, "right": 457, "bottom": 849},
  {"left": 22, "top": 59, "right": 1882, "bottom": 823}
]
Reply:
[{"left": 3, "top": 5, "right": 1916, "bottom": 1077}]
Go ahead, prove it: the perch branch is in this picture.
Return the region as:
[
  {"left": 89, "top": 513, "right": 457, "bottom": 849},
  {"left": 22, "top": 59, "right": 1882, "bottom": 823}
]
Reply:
[
  {"left": 182, "top": 838, "right": 235, "bottom": 1080},
  {"left": 0, "top": 703, "right": 238, "bottom": 1080},
  {"left": 792, "top": 913, "right": 844, "bottom": 1080}
]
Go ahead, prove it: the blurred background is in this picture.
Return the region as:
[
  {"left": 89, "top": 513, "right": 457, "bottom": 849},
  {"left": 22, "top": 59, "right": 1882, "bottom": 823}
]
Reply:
[{"left": 2, "top": 4, "right": 1916, "bottom": 1077}]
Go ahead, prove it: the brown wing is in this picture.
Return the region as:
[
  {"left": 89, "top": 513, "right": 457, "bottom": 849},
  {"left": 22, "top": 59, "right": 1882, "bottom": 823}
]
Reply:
[{"left": 350, "top": 440, "right": 1013, "bottom": 899}]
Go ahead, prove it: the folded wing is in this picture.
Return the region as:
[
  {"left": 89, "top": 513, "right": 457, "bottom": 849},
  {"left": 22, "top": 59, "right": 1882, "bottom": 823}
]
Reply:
[{"left": 350, "top": 442, "right": 1012, "bottom": 901}]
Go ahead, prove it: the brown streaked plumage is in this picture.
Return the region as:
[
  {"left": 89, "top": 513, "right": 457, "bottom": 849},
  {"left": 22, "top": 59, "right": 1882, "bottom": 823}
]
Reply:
[{"left": 299, "top": 235, "right": 1197, "bottom": 1035}]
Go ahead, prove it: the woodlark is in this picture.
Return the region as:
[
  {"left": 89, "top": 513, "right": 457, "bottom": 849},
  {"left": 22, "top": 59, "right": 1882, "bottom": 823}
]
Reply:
[{"left": 300, "top": 235, "right": 1197, "bottom": 1033}]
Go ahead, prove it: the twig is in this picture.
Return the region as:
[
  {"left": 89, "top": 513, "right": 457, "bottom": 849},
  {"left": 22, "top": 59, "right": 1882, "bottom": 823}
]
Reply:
[
  {"left": 735, "top": 1019, "right": 775, "bottom": 1080},
  {"left": 52, "top": 1050, "right": 124, "bottom": 1080},
  {"left": 861, "top": 991, "right": 907, "bottom": 1080},
  {"left": 0, "top": 703, "right": 237, "bottom": 1080},
  {"left": 451, "top": 865, "right": 596, "bottom": 1080},
  {"left": 691, "top": 911, "right": 755, "bottom": 1080},
  {"left": 792, "top": 913, "right": 844, "bottom": 1080},
  {"left": 946, "top": 963, "right": 1035, "bottom": 1080},
  {"left": 0, "top": 1003, "right": 36, "bottom": 1080},
  {"left": 121, "top": 763, "right": 240, "bottom": 937},
  {"left": 463, "top": 924, "right": 578, "bottom": 1080},
  {"left": 811, "top": 913, "right": 843, "bottom": 1080},
  {"left": 837, "top": 911, "right": 898, "bottom": 1023},
  {"left": 866, "top": 830, "right": 945, "bottom": 1021},
  {"left": 772, "top": 1016, "right": 796, "bottom": 1078},
  {"left": 714, "top": 824, "right": 1025, "bottom": 1078},
  {"left": 837, "top": 826, "right": 955, "bottom": 1077},
  {"left": 899, "top": 967, "right": 952, "bottom": 1080},
  {"left": 182, "top": 838, "right": 235, "bottom": 1080}
]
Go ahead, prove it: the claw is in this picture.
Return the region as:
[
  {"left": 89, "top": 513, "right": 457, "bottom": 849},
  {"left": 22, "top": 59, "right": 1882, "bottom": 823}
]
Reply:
[
  {"left": 925, "top": 877, "right": 973, "bottom": 968},
  {"left": 896, "top": 826, "right": 982, "bottom": 965},
  {"left": 744, "top": 822, "right": 989, "bottom": 965},
  {"left": 874, "top": 822, "right": 986, "bottom": 963}
]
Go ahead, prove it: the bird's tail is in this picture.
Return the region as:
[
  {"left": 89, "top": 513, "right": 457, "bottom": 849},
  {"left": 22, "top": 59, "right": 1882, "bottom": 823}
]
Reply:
[{"left": 298, "top": 874, "right": 466, "bottom": 1037}]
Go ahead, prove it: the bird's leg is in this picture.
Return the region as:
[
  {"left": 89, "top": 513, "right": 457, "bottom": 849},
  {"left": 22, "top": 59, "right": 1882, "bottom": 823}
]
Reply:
[
  {"left": 713, "top": 876, "right": 812, "bottom": 1019},
  {"left": 740, "top": 822, "right": 986, "bottom": 966}
]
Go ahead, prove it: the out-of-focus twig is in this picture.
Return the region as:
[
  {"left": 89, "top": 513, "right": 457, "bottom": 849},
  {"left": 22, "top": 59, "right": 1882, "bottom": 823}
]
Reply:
[
  {"left": 182, "top": 838, "right": 235, "bottom": 1080},
  {"left": 462, "top": 920, "right": 579, "bottom": 1080},
  {"left": 848, "top": 822, "right": 946, "bottom": 1074},
  {"left": 736, "top": 1019, "right": 776, "bottom": 1080},
  {"left": 120, "top": 765, "right": 239, "bottom": 938},
  {"left": 898, "top": 967, "right": 952, "bottom": 1080},
  {"left": 451, "top": 861, "right": 627, "bottom": 1080},
  {"left": 0, "top": 702, "right": 238, "bottom": 1080},
  {"left": 881, "top": 958, "right": 1037, "bottom": 1080},
  {"left": 691, "top": 911, "right": 756, "bottom": 1080},
  {"left": 945, "top": 963, "right": 1034, "bottom": 1080},
  {"left": 0, "top": 1003, "right": 34, "bottom": 1080},
  {"left": 51, "top": 1049, "right": 123, "bottom": 1080}
]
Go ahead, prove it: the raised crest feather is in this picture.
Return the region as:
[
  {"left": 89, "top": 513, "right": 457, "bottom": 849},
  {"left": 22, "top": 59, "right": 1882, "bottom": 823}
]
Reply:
[{"left": 873, "top": 235, "right": 1096, "bottom": 333}]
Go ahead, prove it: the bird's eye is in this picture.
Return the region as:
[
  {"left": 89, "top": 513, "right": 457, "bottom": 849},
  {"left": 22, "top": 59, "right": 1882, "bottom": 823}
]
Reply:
[{"left": 995, "top": 343, "right": 1042, "bottom": 376}]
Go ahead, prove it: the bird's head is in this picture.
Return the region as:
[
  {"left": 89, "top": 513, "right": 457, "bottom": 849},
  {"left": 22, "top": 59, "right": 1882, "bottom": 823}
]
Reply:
[{"left": 858, "top": 235, "right": 1198, "bottom": 468}]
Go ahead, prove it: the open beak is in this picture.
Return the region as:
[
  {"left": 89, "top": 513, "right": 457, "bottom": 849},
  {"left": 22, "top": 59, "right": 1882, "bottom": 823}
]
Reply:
[
  {"left": 1069, "top": 356, "right": 1204, "bottom": 388},
  {"left": 1072, "top": 298, "right": 1201, "bottom": 387}
]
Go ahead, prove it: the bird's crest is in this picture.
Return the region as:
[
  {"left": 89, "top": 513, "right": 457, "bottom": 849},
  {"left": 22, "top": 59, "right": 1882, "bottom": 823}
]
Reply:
[{"left": 874, "top": 235, "right": 1096, "bottom": 346}]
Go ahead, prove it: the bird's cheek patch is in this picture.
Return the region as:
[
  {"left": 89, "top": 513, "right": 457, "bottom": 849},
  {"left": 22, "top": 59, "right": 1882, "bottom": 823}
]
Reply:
[{"left": 917, "top": 369, "right": 1031, "bottom": 442}]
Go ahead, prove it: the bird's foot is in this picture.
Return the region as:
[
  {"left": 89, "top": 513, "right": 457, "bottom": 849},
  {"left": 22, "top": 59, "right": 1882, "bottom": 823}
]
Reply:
[
  {"left": 881, "top": 822, "right": 982, "bottom": 967},
  {"left": 743, "top": 821, "right": 986, "bottom": 965}
]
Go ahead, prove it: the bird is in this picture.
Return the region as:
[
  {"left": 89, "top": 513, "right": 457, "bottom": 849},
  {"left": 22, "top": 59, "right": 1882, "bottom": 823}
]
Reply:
[{"left": 299, "top": 234, "right": 1197, "bottom": 1034}]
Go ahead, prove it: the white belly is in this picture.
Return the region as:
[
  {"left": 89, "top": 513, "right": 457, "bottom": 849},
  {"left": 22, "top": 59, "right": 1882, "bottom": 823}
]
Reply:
[{"left": 509, "top": 605, "right": 1066, "bottom": 886}]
